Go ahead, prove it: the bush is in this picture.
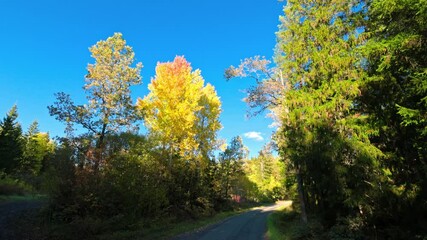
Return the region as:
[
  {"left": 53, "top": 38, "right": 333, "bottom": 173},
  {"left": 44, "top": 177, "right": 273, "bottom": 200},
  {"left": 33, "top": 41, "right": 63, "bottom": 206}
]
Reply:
[
  {"left": 0, "top": 172, "right": 34, "bottom": 196},
  {"left": 327, "top": 217, "right": 366, "bottom": 240}
]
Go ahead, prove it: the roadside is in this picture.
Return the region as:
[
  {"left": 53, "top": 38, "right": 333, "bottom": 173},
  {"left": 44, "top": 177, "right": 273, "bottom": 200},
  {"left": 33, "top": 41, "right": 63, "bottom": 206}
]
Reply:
[
  {"left": 172, "top": 201, "right": 290, "bottom": 240},
  {"left": 0, "top": 197, "right": 289, "bottom": 240},
  {"left": 0, "top": 195, "right": 47, "bottom": 240},
  {"left": 267, "top": 201, "right": 323, "bottom": 240},
  {"left": 96, "top": 202, "right": 269, "bottom": 240}
]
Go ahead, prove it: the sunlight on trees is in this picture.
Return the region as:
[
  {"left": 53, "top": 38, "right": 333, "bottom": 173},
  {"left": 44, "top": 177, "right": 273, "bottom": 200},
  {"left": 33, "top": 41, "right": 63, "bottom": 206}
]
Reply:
[
  {"left": 0, "top": 105, "right": 24, "bottom": 174},
  {"left": 1, "top": 0, "right": 425, "bottom": 237},
  {"left": 226, "top": 0, "right": 427, "bottom": 238},
  {"left": 48, "top": 33, "right": 143, "bottom": 169},
  {"left": 137, "top": 56, "right": 221, "bottom": 168}
]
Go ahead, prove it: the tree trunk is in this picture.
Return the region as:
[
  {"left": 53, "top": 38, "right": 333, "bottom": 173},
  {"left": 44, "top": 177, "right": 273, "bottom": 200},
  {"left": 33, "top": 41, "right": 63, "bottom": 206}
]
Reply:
[
  {"left": 94, "top": 123, "right": 107, "bottom": 171},
  {"left": 296, "top": 167, "right": 308, "bottom": 223}
]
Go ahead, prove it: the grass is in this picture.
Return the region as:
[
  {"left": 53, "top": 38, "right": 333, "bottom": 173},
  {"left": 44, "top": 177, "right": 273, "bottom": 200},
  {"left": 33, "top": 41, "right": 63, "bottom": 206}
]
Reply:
[
  {"left": 267, "top": 201, "right": 310, "bottom": 240},
  {"left": 0, "top": 194, "right": 47, "bottom": 203},
  {"left": 97, "top": 202, "right": 266, "bottom": 240},
  {"left": 267, "top": 202, "right": 325, "bottom": 240}
]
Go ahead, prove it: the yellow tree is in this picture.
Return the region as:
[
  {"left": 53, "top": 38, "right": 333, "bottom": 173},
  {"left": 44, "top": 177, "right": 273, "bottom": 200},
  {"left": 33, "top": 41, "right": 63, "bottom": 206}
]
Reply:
[{"left": 137, "top": 56, "right": 221, "bottom": 167}]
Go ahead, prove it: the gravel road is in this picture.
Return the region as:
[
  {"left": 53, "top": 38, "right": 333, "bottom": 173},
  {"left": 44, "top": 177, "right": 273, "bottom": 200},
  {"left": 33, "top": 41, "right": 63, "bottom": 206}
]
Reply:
[
  {"left": 174, "top": 201, "right": 290, "bottom": 240},
  {"left": 0, "top": 199, "right": 46, "bottom": 240}
]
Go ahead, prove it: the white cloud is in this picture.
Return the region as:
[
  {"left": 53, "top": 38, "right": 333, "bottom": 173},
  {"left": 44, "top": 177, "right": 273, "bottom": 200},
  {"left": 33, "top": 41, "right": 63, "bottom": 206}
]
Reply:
[{"left": 243, "top": 131, "right": 264, "bottom": 141}]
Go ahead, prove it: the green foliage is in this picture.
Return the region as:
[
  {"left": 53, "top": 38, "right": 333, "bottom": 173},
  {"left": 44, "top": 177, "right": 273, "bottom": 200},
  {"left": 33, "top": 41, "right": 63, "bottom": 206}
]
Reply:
[
  {"left": 48, "top": 32, "right": 143, "bottom": 170},
  {"left": 0, "top": 171, "right": 34, "bottom": 196},
  {"left": 21, "top": 121, "right": 55, "bottom": 176},
  {"left": 268, "top": 203, "right": 324, "bottom": 240},
  {"left": 274, "top": 0, "right": 383, "bottom": 226},
  {"left": 45, "top": 135, "right": 167, "bottom": 222},
  {"left": 360, "top": 0, "right": 427, "bottom": 236},
  {"left": 245, "top": 145, "right": 287, "bottom": 202},
  {"left": 0, "top": 105, "right": 24, "bottom": 174},
  {"left": 216, "top": 136, "right": 248, "bottom": 200},
  {"left": 3, "top": 1, "right": 425, "bottom": 239},
  {"left": 262, "top": 0, "right": 427, "bottom": 237},
  {"left": 0, "top": 108, "right": 54, "bottom": 196}
]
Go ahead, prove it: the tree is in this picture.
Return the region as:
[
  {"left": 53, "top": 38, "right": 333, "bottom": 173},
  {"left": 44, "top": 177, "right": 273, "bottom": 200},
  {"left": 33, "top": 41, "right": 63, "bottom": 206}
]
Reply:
[
  {"left": 227, "top": 0, "right": 383, "bottom": 225},
  {"left": 137, "top": 56, "right": 221, "bottom": 167},
  {"left": 217, "top": 136, "right": 248, "bottom": 199},
  {"left": 361, "top": 0, "right": 427, "bottom": 234},
  {"left": 195, "top": 84, "right": 222, "bottom": 162},
  {"left": 225, "top": 56, "right": 285, "bottom": 119},
  {"left": 274, "top": 0, "right": 384, "bottom": 225},
  {"left": 48, "top": 33, "right": 142, "bottom": 168},
  {"left": 0, "top": 105, "right": 24, "bottom": 174},
  {"left": 21, "top": 121, "right": 55, "bottom": 176},
  {"left": 245, "top": 144, "right": 286, "bottom": 201}
]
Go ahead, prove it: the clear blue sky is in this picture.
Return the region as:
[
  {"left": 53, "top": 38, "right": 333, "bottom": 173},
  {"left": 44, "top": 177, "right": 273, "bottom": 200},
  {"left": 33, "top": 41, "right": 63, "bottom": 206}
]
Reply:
[{"left": 0, "top": 0, "right": 284, "bottom": 157}]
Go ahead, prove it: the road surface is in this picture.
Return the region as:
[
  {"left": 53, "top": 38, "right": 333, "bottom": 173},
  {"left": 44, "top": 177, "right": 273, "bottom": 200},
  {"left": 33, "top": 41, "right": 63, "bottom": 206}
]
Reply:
[
  {"left": 0, "top": 199, "right": 45, "bottom": 240},
  {"left": 174, "top": 201, "right": 290, "bottom": 240}
]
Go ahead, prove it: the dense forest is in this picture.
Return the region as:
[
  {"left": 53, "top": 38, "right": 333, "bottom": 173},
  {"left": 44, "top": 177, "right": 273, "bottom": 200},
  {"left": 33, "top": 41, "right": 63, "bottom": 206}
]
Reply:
[{"left": 1, "top": 0, "right": 426, "bottom": 239}]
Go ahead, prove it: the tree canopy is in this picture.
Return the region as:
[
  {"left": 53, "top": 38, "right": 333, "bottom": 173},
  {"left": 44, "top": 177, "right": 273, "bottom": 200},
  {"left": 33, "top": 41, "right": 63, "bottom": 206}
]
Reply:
[{"left": 137, "top": 56, "right": 221, "bottom": 167}]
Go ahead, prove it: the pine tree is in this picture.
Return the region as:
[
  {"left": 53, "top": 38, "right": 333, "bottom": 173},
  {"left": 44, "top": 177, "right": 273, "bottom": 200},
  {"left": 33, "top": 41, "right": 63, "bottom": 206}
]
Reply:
[
  {"left": 0, "top": 105, "right": 24, "bottom": 174},
  {"left": 275, "top": 0, "right": 382, "bottom": 224},
  {"left": 361, "top": 0, "right": 427, "bottom": 234}
]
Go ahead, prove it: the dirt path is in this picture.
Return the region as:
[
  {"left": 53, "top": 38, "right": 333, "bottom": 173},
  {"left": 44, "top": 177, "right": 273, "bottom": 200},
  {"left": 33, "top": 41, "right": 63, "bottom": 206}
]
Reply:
[
  {"left": 173, "top": 201, "right": 290, "bottom": 240},
  {"left": 0, "top": 199, "right": 46, "bottom": 240}
]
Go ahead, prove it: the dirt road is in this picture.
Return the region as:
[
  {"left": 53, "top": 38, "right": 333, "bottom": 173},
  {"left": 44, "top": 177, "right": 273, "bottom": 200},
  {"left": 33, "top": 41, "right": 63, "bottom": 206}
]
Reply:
[
  {"left": 174, "top": 201, "right": 290, "bottom": 240},
  {"left": 0, "top": 199, "right": 45, "bottom": 240}
]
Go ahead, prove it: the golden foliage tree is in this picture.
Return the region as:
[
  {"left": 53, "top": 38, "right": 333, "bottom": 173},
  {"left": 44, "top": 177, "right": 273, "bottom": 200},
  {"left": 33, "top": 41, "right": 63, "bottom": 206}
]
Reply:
[{"left": 137, "top": 56, "right": 221, "bottom": 167}]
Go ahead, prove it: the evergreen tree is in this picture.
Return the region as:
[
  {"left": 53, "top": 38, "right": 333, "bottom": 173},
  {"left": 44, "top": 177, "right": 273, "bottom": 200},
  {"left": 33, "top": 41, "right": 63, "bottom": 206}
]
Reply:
[
  {"left": 275, "top": 0, "right": 382, "bottom": 224},
  {"left": 218, "top": 136, "right": 248, "bottom": 199},
  {"left": 361, "top": 0, "right": 427, "bottom": 234},
  {"left": 0, "top": 105, "right": 24, "bottom": 174}
]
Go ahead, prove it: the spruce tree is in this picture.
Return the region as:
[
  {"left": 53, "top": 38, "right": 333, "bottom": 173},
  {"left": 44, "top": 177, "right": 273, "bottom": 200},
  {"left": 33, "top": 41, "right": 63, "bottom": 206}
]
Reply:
[
  {"left": 275, "top": 0, "right": 381, "bottom": 224},
  {"left": 0, "top": 105, "right": 24, "bottom": 174}
]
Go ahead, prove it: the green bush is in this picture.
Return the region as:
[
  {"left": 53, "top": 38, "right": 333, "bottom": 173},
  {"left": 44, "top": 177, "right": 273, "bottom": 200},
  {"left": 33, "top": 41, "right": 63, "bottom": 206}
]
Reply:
[{"left": 0, "top": 172, "right": 34, "bottom": 196}]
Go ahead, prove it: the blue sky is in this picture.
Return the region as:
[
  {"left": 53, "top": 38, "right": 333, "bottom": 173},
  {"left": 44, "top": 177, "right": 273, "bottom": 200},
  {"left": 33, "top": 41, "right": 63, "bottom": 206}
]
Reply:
[{"left": 0, "top": 0, "right": 284, "bottom": 157}]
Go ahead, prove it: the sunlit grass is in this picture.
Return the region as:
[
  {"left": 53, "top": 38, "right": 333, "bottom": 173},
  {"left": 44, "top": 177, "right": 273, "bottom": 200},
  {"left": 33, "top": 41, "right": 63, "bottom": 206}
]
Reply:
[{"left": 266, "top": 201, "right": 300, "bottom": 240}]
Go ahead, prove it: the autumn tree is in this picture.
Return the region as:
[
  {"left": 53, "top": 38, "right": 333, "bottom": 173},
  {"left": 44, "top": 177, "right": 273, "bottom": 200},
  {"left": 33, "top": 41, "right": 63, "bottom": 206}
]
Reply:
[
  {"left": 137, "top": 56, "right": 221, "bottom": 167},
  {"left": 0, "top": 105, "right": 24, "bottom": 174},
  {"left": 48, "top": 33, "right": 142, "bottom": 168}
]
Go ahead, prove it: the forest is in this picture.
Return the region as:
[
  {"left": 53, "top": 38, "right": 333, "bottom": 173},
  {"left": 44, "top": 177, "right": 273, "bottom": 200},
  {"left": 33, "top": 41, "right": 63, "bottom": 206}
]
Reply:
[{"left": 1, "top": 0, "right": 426, "bottom": 239}]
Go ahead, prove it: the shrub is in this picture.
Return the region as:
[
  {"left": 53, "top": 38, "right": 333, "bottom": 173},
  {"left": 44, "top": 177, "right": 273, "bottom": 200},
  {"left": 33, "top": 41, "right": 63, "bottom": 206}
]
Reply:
[{"left": 0, "top": 172, "right": 34, "bottom": 196}]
